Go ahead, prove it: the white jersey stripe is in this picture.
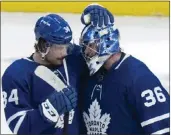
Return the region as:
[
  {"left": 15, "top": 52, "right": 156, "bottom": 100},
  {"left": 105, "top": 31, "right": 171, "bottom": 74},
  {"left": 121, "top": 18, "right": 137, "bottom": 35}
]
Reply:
[
  {"left": 7, "top": 109, "right": 33, "bottom": 125},
  {"left": 63, "top": 58, "right": 70, "bottom": 86},
  {"left": 7, "top": 110, "right": 28, "bottom": 125},
  {"left": 151, "top": 128, "right": 170, "bottom": 134},
  {"left": 115, "top": 54, "right": 130, "bottom": 70},
  {"left": 23, "top": 57, "right": 34, "bottom": 62},
  {"left": 13, "top": 113, "right": 26, "bottom": 134},
  {"left": 141, "top": 113, "right": 169, "bottom": 127}
]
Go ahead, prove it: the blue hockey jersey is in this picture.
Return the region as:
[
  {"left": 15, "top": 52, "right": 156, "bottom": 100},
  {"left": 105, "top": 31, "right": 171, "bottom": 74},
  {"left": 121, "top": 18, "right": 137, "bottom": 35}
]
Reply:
[
  {"left": 79, "top": 53, "right": 170, "bottom": 134},
  {"left": 2, "top": 54, "right": 85, "bottom": 135}
]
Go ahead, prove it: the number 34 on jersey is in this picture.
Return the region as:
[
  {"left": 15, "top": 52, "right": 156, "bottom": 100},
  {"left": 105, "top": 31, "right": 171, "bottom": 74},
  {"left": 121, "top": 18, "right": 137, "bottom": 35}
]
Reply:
[{"left": 2, "top": 89, "right": 19, "bottom": 108}]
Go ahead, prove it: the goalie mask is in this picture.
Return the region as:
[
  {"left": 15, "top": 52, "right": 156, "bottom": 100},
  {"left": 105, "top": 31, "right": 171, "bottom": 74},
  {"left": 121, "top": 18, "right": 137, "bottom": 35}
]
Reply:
[{"left": 80, "top": 24, "right": 120, "bottom": 75}]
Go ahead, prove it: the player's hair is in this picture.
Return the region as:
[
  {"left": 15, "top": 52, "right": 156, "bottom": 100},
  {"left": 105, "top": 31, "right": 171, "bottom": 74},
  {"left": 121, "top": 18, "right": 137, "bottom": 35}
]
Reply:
[
  {"left": 119, "top": 47, "right": 122, "bottom": 52},
  {"left": 34, "top": 38, "right": 48, "bottom": 53}
]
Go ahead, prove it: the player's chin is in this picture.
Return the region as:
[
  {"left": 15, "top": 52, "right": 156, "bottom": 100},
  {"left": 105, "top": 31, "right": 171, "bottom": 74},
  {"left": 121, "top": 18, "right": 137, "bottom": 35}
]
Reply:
[{"left": 52, "top": 59, "right": 63, "bottom": 66}]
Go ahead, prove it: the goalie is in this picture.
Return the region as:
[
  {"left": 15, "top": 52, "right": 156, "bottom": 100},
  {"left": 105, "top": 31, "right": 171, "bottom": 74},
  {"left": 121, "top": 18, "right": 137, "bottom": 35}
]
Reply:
[{"left": 79, "top": 22, "right": 170, "bottom": 134}]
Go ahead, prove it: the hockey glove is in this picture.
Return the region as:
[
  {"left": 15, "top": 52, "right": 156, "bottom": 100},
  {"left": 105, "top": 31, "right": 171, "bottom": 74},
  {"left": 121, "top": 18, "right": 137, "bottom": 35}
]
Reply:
[
  {"left": 39, "top": 86, "right": 77, "bottom": 124},
  {"left": 81, "top": 4, "right": 114, "bottom": 27}
]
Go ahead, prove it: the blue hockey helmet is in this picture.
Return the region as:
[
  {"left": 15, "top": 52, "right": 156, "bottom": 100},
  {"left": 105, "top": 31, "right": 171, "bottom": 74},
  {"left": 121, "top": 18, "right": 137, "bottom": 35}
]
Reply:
[
  {"left": 80, "top": 24, "right": 120, "bottom": 75},
  {"left": 34, "top": 14, "right": 72, "bottom": 45}
]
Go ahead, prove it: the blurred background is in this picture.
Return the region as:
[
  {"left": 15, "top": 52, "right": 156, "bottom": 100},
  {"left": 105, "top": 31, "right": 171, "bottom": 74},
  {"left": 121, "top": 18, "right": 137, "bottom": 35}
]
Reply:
[{"left": 1, "top": 1, "right": 169, "bottom": 134}]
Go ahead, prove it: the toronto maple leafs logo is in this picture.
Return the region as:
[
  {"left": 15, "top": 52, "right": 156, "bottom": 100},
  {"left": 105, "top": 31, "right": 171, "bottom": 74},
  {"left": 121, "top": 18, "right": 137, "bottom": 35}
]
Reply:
[{"left": 83, "top": 99, "right": 111, "bottom": 134}]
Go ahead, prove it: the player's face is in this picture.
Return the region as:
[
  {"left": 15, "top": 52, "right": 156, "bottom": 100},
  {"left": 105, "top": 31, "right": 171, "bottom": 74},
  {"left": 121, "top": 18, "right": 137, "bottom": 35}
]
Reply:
[
  {"left": 83, "top": 42, "right": 98, "bottom": 61},
  {"left": 45, "top": 45, "right": 68, "bottom": 65}
]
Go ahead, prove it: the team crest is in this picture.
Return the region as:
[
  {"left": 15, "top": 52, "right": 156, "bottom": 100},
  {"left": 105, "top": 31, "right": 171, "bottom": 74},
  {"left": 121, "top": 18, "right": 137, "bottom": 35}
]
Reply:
[{"left": 83, "top": 99, "right": 111, "bottom": 134}]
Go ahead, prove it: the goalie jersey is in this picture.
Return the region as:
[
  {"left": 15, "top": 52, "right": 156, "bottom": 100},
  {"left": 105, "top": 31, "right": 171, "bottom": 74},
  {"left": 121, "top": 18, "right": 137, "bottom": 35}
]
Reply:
[
  {"left": 2, "top": 54, "right": 85, "bottom": 135},
  {"left": 79, "top": 53, "right": 170, "bottom": 134}
]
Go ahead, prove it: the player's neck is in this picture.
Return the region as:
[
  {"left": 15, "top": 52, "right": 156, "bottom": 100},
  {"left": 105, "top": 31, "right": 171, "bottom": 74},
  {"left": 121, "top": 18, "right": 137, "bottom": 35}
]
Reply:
[
  {"left": 103, "top": 52, "right": 122, "bottom": 70},
  {"left": 33, "top": 52, "right": 51, "bottom": 65}
]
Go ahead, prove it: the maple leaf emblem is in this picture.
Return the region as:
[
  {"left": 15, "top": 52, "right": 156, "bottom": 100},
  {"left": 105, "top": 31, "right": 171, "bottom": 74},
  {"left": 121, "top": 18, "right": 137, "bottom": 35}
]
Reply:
[{"left": 83, "top": 99, "right": 111, "bottom": 134}]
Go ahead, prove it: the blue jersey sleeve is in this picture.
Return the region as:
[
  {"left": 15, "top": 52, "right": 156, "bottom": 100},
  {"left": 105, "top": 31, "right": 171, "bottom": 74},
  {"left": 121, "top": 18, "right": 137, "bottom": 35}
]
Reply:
[
  {"left": 2, "top": 69, "right": 53, "bottom": 134},
  {"left": 128, "top": 67, "right": 170, "bottom": 134}
]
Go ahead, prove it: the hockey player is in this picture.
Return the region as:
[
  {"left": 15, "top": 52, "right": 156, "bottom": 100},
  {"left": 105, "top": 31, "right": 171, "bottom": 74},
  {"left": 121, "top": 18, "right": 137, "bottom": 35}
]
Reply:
[
  {"left": 79, "top": 24, "right": 170, "bottom": 134},
  {"left": 2, "top": 4, "right": 114, "bottom": 134},
  {"left": 2, "top": 13, "right": 81, "bottom": 135}
]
